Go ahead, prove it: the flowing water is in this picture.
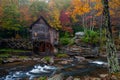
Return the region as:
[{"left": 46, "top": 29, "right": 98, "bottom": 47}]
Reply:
[
  {"left": 0, "top": 64, "right": 57, "bottom": 80},
  {"left": 0, "top": 58, "right": 108, "bottom": 80}
]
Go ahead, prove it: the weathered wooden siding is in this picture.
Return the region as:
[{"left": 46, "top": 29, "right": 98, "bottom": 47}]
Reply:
[
  {"left": 31, "top": 16, "right": 59, "bottom": 44},
  {"left": 30, "top": 16, "right": 59, "bottom": 54},
  {"left": 32, "top": 24, "right": 50, "bottom": 40}
]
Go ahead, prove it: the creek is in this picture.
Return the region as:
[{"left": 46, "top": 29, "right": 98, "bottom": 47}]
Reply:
[{"left": 0, "top": 57, "right": 108, "bottom": 80}]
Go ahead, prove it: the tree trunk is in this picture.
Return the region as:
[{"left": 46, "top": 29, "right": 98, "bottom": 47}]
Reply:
[{"left": 102, "top": 0, "right": 120, "bottom": 73}]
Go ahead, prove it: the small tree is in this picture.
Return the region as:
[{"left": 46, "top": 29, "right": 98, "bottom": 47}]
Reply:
[{"left": 102, "top": 0, "right": 120, "bottom": 73}]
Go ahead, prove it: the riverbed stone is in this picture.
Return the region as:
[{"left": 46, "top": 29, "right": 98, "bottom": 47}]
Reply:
[
  {"left": 48, "top": 73, "right": 64, "bottom": 80},
  {"left": 33, "top": 58, "right": 40, "bottom": 61},
  {"left": 0, "top": 69, "right": 8, "bottom": 77},
  {"left": 59, "top": 59, "right": 73, "bottom": 65},
  {"left": 66, "top": 76, "right": 73, "bottom": 80},
  {"left": 23, "top": 58, "right": 32, "bottom": 61},
  {"left": 49, "top": 57, "right": 54, "bottom": 65},
  {"left": 99, "top": 74, "right": 108, "bottom": 78},
  {"left": 92, "top": 77, "right": 101, "bottom": 80},
  {"left": 111, "top": 75, "right": 118, "bottom": 80},
  {"left": 41, "top": 58, "right": 47, "bottom": 63},
  {"left": 74, "top": 78, "right": 80, "bottom": 80},
  {"left": 74, "top": 56, "right": 86, "bottom": 62}
]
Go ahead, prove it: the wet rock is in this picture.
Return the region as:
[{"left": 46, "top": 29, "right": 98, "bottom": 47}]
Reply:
[
  {"left": 74, "top": 78, "right": 80, "bottom": 80},
  {"left": 59, "top": 61, "right": 69, "bottom": 64},
  {"left": 59, "top": 60, "right": 73, "bottom": 65},
  {"left": 2, "top": 60, "right": 8, "bottom": 64},
  {"left": 68, "top": 46, "right": 99, "bottom": 58},
  {"left": 100, "top": 54, "right": 107, "bottom": 57},
  {"left": 33, "top": 58, "right": 40, "bottom": 61},
  {"left": 23, "top": 58, "right": 32, "bottom": 61},
  {"left": 41, "top": 58, "right": 47, "bottom": 63},
  {"left": 48, "top": 73, "right": 64, "bottom": 80},
  {"left": 0, "top": 69, "right": 8, "bottom": 77},
  {"left": 66, "top": 76, "right": 73, "bottom": 80},
  {"left": 74, "top": 39, "right": 81, "bottom": 45},
  {"left": 54, "top": 48, "right": 58, "bottom": 53},
  {"left": 85, "top": 59, "right": 93, "bottom": 63},
  {"left": 75, "top": 32, "right": 85, "bottom": 38},
  {"left": 2, "top": 58, "right": 21, "bottom": 64},
  {"left": 49, "top": 57, "right": 54, "bottom": 65},
  {"left": 74, "top": 56, "right": 86, "bottom": 62},
  {"left": 83, "top": 76, "right": 91, "bottom": 80},
  {"left": 19, "top": 52, "right": 32, "bottom": 56},
  {"left": 91, "top": 77, "right": 101, "bottom": 80},
  {"left": 111, "top": 75, "right": 118, "bottom": 80},
  {"left": 11, "top": 56, "right": 19, "bottom": 58},
  {"left": 99, "top": 74, "right": 108, "bottom": 78},
  {"left": 8, "top": 58, "right": 21, "bottom": 62},
  {"left": 69, "top": 45, "right": 82, "bottom": 53},
  {"left": 83, "top": 76, "right": 101, "bottom": 80}
]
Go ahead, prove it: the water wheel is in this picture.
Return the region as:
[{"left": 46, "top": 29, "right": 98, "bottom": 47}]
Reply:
[{"left": 33, "top": 41, "right": 54, "bottom": 55}]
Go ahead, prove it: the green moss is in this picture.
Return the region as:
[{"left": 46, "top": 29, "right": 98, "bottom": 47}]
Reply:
[
  {"left": 56, "top": 53, "right": 68, "bottom": 58},
  {"left": 38, "top": 76, "right": 46, "bottom": 80},
  {"left": 0, "top": 48, "right": 30, "bottom": 52},
  {"left": 19, "top": 56, "right": 28, "bottom": 59},
  {"left": 44, "top": 56, "right": 51, "bottom": 62},
  {"left": 0, "top": 58, "right": 2, "bottom": 64},
  {"left": 0, "top": 53, "right": 10, "bottom": 58}
]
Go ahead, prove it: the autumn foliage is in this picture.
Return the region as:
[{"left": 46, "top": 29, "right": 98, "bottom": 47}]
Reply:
[{"left": 0, "top": 0, "right": 119, "bottom": 33}]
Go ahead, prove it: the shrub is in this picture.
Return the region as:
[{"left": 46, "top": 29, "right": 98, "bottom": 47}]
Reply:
[
  {"left": 60, "top": 32, "right": 74, "bottom": 45},
  {"left": 60, "top": 32, "right": 72, "bottom": 45},
  {"left": 81, "top": 30, "right": 99, "bottom": 44},
  {"left": 60, "top": 38, "right": 71, "bottom": 45}
]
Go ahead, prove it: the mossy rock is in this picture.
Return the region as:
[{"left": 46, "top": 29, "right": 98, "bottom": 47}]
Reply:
[
  {"left": 38, "top": 76, "right": 47, "bottom": 80},
  {"left": 55, "top": 53, "right": 69, "bottom": 58}
]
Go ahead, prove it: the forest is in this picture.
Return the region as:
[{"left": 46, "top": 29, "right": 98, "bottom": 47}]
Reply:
[
  {"left": 0, "top": 0, "right": 120, "bottom": 80},
  {"left": 0, "top": 0, "right": 119, "bottom": 38}
]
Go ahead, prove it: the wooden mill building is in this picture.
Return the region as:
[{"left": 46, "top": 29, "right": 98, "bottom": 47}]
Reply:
[{"left": 30, "top": 16, "right": 59, "bottom": 55}]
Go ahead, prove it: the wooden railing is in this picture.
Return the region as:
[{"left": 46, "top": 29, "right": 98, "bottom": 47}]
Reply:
[{"left": 0, "top": 39, "right": 51, "bottom": 49}]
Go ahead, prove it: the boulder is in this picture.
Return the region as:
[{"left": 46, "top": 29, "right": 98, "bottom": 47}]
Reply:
[{"left": 75, "top": 32, "right": 85, "bottom": 39}]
